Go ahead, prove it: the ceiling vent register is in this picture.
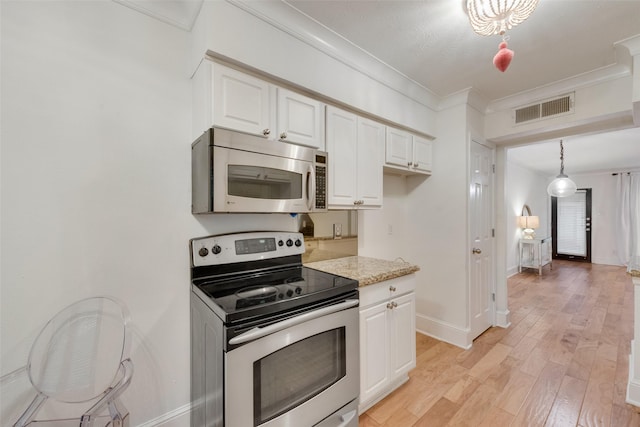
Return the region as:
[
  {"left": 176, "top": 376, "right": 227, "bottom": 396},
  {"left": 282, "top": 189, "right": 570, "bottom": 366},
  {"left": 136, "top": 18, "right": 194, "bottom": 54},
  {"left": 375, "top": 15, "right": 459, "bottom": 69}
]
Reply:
[{"left": 514, "top": 93, "right": 574, "bottom": 124}]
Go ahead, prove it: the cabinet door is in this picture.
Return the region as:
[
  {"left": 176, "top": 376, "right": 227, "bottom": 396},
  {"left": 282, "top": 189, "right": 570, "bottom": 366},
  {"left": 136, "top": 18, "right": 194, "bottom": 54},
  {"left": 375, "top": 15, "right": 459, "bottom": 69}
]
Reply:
[
  {"left": 412, "top": 136, "right": 432, "bottom": 174},
  {"left": 212, "top": 65, "right": 271, "bottom": 137},
  {"left": 326, "top": 106, "right": 357, "bottom": 207},
  {"left": 277, "top": 88, "right": 324, "bottom": 149},
  {"left": 385, "top": 127, "right": 412, "bottom": 168},
  {"left": 389, "top": 293, "right": 416, "bottom": 377},
  {"left": 356, "top": 118, "right": 384, "bottom": 207},
  {"left": 359, "top": 302, "right": 390, "bottom": 406}
]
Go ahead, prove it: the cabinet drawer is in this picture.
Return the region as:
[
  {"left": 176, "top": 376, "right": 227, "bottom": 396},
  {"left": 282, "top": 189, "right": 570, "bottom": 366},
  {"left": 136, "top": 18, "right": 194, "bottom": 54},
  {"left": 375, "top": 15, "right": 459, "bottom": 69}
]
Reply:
[{"left": 359, "top": 274, "right": 416, "bottom": 308}]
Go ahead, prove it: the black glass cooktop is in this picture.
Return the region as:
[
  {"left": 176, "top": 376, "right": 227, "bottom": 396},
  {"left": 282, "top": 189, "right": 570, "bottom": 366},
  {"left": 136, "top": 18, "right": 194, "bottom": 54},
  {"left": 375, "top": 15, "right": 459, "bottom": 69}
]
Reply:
[{"left": 193, "top": 265, "right": 358, "bottom": 324}]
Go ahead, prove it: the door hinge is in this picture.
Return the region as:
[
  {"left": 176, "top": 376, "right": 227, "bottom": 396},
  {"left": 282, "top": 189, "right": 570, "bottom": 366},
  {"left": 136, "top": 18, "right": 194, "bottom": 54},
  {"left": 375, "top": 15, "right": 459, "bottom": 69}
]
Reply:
[
  {"left": 492, "top": 228, "right": 495, "bottom": 237},
  {"left": 492, "top": 164, "right": 495, "bottom": 173},
  {"left": 492, "top": 293, "right": 496, "bottom": 302}
]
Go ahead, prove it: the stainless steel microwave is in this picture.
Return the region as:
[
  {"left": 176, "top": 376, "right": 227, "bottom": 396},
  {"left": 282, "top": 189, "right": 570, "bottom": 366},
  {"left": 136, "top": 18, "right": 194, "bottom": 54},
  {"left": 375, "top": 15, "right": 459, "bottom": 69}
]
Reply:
[{"left": 191, "top": 128, "right": 328, "bottom": 214}]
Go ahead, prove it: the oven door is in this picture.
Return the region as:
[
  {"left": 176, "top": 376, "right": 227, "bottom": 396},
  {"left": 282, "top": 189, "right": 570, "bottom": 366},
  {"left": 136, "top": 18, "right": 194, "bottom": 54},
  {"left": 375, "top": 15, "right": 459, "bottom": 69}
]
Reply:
[
  {"left": 225, "top": 302, "right": 359, "bottom": 427},
  {"left": 213, "top": 145, "right": 314, "bottom": 213}
]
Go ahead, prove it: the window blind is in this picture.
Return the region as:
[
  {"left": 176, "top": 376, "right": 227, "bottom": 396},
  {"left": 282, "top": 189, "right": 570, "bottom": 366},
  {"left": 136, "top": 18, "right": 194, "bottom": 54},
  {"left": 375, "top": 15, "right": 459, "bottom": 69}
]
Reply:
[{"left": 557, "top": 190, "right": 587, "bottom": 256}]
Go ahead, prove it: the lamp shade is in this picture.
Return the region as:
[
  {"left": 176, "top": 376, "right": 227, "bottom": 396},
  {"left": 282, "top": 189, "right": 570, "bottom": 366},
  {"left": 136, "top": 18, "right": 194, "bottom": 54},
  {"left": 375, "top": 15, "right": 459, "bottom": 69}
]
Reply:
[
  {"left": 517, "top": 215, "right": 539, "bottom": 229},
  {"left": 547, "top": 175, "right": 577, "bottom": 197}
]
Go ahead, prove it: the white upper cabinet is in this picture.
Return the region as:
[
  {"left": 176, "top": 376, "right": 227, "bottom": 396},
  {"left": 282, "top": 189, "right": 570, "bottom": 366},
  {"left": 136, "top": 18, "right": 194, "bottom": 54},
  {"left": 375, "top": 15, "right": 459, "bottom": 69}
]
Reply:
[
  {"left": 276, "top": 88, "right": 324, "bottom": 149},
  {"left": 212, "top": 64, "right": 272, "bottom": 137},
  {"left": 385, "top": 127, "right": 412, "bottom": 168},
  {"left": 326, "top": 106, "right": 383, "bottom": 209},
  {"left": 357, "top": 117, "right": 385, "bottom": 207},
  {"left": 412, "top": 135, "right": 433, "bottom": 173},
  {"left": 207, "top": 62, "right": 325, "bottom": 149},
  {"left": 326, "top": 106, "right": 358, "bottom": 207},
  {"left": 385, "top": 126, "right": 432, "bottom": 175}
]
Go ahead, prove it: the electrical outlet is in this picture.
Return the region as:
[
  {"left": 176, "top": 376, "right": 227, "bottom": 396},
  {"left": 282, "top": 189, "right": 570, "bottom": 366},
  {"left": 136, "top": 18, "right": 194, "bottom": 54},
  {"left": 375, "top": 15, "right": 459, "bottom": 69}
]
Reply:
[{"left": 333, "top": 223, "right": 342, "bottom": 239}]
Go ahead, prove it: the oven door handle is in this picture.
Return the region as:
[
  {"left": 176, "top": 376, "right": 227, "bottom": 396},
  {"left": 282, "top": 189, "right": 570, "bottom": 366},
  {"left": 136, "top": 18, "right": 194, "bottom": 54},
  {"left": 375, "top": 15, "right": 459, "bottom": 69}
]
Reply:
[{"left": 228, "top": 299, "right": 359, "bottom": 345}]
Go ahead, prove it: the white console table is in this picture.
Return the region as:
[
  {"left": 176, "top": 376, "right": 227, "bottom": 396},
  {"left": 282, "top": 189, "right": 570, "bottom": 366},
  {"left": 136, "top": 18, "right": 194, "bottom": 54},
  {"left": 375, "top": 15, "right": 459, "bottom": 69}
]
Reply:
[{"left": 519, "top": 237, "right": 553, "bottom": 275}]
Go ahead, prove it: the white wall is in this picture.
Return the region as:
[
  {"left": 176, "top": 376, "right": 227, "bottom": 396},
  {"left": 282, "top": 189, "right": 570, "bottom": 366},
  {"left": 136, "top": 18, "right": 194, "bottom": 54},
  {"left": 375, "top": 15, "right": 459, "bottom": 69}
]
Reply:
[
  {"left": 405, "top": 103, "right": 470, "bottom": 346},
  {"left": 505, "top": 159, "right": 550, "bottom": 275},
  {"left": 358, "top": 174, "right": 411, "bottom": 261},
  {"left": 1, "top": 2, "right": 299, "bottom": 425}
]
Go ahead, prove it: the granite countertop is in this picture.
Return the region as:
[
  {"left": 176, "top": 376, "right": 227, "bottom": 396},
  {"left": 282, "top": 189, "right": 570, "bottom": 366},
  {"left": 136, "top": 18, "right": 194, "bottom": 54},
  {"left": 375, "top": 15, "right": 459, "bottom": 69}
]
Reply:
[{"left": 305, "top": 256, "right": 420, "bottom": 287}]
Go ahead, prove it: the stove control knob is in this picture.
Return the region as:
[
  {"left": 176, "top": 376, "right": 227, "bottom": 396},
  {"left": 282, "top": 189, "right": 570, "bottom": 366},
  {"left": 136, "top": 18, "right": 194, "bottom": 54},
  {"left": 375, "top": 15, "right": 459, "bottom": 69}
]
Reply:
[
  {"left": 294, "top": 239, "right": 302, "bottom": 247},
  {"left": 295, "top": 287, "right": 302, "bottom": 295},
  {"left": 286, "top": 289, "right": 294, "bottom": 297},
  {"left": 211, "top": 245, "right": 222, "bottom": 255},
  {"left": 278, "top": 240, "right": 284, "bottom": 247},
  {"left": 286, "top": 239, "right": 293, "bottom": 247},
  {"left": 278, "top": 293, "right": 284, "bottom": 299},
  {"left": 198, "top": 247, "right": 209, "bottom": 257}
]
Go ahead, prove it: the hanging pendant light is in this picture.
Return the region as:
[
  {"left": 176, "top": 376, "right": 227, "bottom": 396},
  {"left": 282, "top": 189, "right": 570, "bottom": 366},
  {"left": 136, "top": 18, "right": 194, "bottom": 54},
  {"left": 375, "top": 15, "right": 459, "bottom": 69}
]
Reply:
[
  {"left": 466, "top": 0, "right": 539, "bottom": 36},
  {"left": 547, "top": 140, "right": 577, "bottom": 198},
  {"left": 466, "top": 0, "right": 538, "bottom": 72}
]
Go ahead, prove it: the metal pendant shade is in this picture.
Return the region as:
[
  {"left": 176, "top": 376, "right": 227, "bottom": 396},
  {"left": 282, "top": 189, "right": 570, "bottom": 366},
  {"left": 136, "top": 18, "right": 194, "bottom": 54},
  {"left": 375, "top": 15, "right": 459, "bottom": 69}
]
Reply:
[
  {"left": 547, "top": 140, "right": 577, "bottom": 198},
  {"left": 466, "top": 0, "right": 539, "bottom": 36}
]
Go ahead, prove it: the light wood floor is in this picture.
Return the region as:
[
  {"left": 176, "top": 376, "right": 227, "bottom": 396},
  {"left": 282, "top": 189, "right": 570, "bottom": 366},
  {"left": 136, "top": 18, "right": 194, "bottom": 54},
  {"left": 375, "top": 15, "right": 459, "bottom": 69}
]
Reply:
[{"left": 359, "top": 260, "right": 640, "bottom": 427}]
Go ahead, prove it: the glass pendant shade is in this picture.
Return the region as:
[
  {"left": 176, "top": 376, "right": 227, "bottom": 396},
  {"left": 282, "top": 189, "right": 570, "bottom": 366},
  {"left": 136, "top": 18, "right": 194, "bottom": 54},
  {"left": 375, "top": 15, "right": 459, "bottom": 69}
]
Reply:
[
  {"left": 466, "top": 0, "right": 539, "bottom": 36},
  {"left": 547, "top": 174, "right": 577, "bottom": 197},
  {"left": 547, "top": 140, "right": 577, "bottom": 198}
]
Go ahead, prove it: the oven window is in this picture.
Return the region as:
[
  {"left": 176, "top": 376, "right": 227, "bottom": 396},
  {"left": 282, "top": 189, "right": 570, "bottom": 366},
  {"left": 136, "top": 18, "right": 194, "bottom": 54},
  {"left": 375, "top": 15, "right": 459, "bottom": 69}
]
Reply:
[
  {"left": 253, "top": 328, "right": 346, "bottom": 425},
  {"left": 228, "top": 165, "right": 303, "bottom": 200}
]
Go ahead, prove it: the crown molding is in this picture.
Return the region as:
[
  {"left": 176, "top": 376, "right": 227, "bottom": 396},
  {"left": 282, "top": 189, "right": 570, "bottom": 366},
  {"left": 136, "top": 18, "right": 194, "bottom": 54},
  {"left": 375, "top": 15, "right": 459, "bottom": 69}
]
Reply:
[{"left": 113, "top": 0, "right": 203, "bottom": 31}]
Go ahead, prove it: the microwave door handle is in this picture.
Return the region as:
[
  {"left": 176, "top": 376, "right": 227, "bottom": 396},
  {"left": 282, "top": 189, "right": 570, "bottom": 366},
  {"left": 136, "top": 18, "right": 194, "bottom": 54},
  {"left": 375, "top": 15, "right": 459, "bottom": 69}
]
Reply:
[
  {"left": 306, "top": 163, "right": 315, "bottom": 211},
  {"left": 228, "top": 299, "right": 359, "bottom": 346}
]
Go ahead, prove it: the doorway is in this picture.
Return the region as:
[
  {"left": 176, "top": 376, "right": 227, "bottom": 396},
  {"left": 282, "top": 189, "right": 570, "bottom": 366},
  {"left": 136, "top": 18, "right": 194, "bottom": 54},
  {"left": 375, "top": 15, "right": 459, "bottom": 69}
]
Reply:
[{"left": 551, "top": 188, "right": 592, "bottom": 262}]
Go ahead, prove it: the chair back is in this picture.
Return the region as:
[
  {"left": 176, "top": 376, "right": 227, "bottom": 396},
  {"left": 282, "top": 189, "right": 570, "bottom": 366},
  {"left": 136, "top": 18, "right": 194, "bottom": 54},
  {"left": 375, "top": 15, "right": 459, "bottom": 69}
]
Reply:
[{"left": 26, "top": 297, "right": 129, "bottom": 403}]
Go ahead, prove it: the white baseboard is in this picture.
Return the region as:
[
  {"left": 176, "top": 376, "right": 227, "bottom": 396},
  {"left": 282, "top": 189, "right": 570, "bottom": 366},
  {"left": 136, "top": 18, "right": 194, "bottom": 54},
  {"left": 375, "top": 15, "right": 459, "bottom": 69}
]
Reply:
[
  {"left": 628, "top": 340, "right": 640, "bottom": 407},
  {"left": 496, "top": 308, "right": 511, "bottom": 328},
  {"left": 506, "top": 266, "right": 519, "bottom": 277},
  {"left": 592, "top": 257, "right": 624, "bottom": 267},
  {"left": 416, "top": 313, "right": 471, "bottom": 349},
  {"left": 138, "top": 403, "right": 191, "bottom": 427}
]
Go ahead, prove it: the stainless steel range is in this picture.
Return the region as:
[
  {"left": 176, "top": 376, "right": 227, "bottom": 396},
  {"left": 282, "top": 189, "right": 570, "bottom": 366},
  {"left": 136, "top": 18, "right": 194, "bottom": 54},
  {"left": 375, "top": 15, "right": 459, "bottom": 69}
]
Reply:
[{"left": 190, "top": 231, "right": 359, "bottom": 427}]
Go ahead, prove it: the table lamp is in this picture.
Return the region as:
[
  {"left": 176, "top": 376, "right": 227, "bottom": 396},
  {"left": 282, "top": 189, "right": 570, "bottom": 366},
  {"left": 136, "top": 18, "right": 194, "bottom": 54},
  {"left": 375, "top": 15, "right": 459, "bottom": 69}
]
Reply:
[{"left": 518, "top": 205, "right": 539, "bottom": 239}]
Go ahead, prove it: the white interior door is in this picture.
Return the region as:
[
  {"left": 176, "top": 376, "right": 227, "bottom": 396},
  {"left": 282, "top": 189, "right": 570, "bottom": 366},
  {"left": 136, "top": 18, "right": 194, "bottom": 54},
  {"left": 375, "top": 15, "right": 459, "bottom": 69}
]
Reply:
[{"left": 469, "top": 140, "right": 495, "bottom": 340}]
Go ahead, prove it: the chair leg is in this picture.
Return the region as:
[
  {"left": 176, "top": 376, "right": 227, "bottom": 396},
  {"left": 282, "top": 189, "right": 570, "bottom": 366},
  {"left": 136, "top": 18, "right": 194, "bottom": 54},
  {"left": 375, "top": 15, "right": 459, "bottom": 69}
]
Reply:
[
  {"left": 107, "top": 399, "right": 129, "bottom": 427},
  {"left": 14, "top": 393, "right": 47, "bottom": 427}
]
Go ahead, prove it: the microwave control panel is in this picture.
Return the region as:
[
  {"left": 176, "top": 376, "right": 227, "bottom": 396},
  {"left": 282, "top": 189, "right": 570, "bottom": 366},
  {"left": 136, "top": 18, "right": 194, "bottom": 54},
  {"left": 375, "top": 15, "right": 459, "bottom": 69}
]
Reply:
[{"left": 314, "top": 152, "right": 327, "bottom": 211}]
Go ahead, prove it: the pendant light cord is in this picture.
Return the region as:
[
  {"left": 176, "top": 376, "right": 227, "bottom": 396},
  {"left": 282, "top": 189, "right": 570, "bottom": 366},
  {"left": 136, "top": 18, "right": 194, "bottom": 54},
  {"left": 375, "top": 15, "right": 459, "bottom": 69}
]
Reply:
[{"left": 559, "top": 140, "right": 565, "bottom": 175}]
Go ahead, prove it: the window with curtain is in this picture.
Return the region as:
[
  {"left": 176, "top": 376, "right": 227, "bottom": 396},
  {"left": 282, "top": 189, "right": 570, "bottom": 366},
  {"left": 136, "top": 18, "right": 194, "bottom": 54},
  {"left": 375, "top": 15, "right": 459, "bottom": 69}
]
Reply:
[{"left": 616, "top": 172, "right": 640, "bottom": 273}]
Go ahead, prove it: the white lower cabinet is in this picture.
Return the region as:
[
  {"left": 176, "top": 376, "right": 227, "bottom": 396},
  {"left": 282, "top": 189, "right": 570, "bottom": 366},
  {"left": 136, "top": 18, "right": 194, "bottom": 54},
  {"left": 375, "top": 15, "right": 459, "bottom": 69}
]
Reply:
[{"left": 358, "top": 275, "right": 416, "bottom": 412}]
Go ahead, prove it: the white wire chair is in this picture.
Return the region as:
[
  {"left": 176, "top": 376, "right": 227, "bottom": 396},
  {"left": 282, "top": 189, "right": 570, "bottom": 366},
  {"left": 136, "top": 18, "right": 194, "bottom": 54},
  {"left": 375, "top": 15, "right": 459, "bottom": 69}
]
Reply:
[{"left": 1, "top": 296, "right": 133, "bottom": 427}]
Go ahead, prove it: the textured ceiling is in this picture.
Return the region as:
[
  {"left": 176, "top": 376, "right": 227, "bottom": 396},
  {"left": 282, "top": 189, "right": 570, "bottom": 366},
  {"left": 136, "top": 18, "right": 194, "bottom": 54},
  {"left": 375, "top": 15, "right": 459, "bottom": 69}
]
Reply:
[{"left": 285, "top": 0, "right": 640, "bottom": 101}]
